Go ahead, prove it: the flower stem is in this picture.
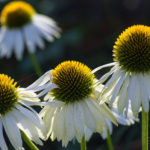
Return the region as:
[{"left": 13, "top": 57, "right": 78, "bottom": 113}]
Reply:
[
  {"left": 106, "top": 130, "right": 114, "bottom": 150},
  {"left": 142, "top": 111, "right": 149, "bottom": 150},
  {"left": 81, "top": 135, "right": 86, "bottom": 150},
  {"left": 28, "top": 51, "right": 43, "bottom": 77},
  {"left": 21, "top": 130, "right": 39, "bottom": 150}
]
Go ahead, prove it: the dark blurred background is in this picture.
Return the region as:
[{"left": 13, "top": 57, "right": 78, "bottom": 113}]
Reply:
[{"left": 1, "top": 0, "right": 150, "bottom": 149}]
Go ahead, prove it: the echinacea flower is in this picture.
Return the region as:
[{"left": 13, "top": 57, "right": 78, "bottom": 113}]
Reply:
[
  {"left": 0, "top": 1, "right": 60, "bottom": 60},
  {"left": 26, "top": 60, "right": 117, "bottom": 147},
  {"left": 0, "top": 74, "right": 45, "bottom": 150},
  {"left": 93, "top": 25, "right": 150, "bottom": 116}
]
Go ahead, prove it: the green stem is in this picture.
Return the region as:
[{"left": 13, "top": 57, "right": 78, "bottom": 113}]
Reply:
[
  {"left": 21, "top": 130, "right": 39, "bottom": 150},
  {"left": 81, "top": 135, "right": 86, "bottom": 150},
  {"left": 142, "top": 111, "right": 149, "bottom": 150},
  {"left": 28, "top": 51, "right": 43, "bottom": 77},
  {"left": 106, "top": 130, "right": 114, "bottom": 150}
]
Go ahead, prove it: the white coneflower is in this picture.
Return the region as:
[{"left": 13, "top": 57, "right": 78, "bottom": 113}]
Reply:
[
  {"left": 0, "top": 1, "right": 60, "bottom": 60},
  {"left": 93, "top": 25, "right": 150, "bottom": 116},
  {"left": 93, "top": 25, "right": 150, "bottom": 150},
  {"left": 27, "top": 60, "right": 117, "bottom": 147},
  {"left": 0, "top": 74, "right": 46, "bottom": 150}
]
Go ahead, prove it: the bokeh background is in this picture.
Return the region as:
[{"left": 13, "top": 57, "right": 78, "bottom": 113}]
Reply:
[{"left": 1, "top": 0, "right": 150, "bottom": 149}]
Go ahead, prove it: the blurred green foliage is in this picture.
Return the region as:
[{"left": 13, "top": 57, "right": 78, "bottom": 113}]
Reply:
[{"left": 0, "top": 0, "right": 150, "bottom": 149}]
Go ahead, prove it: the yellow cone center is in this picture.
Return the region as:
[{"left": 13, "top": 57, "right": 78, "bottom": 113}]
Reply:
[
  {"left": 113, "top": 25, "right": 150, "bottom": 73},
  {"left": 0, "top": 74, "right": 19, "bottom": 115},
  {"left": 1, "top": 1, "right": 35, "bottom": 28},
  {"left": 51, "top": 61, "right": 95, "bottom": 103}
]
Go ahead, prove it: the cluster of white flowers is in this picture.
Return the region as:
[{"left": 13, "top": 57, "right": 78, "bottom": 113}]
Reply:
[{"left": 0, "top": 1, "right": 149, "bottom": 150}]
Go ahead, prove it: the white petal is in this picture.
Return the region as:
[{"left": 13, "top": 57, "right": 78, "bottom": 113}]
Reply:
[
  {"left": 101, "top": 70, "right": 122, "bottom": 101},
  {"left": 26, "top": 70, "right": 52, "bottom": 91},
  {"left": 73, "top": 102, "right": 84, "bottom": 140},
  {"left": 65, "top": 104, "right": 75, "bottom": 140},
  {"left": 117, "top": 73, "right": 130, "bottom": 114},
  {"left": 40, "top": 107, "right": 55, "bottom": 140},
  {"left": 95, "top": 66, "right": 116, "bottom": 84},
  {"left": 86, "top": 100, "right": 107, "bottom": 127},
  {"left": 33, "top": 15, "right": 60, "bottom": 39},
  {"left": 33, "top": 21, "right": 54, "bottom": 41},
  {"left": 140, "top": 74, "right": 149, "bottom": 112},
  {"left": 0, "top": 28, "right": 10, "bottom": 57},
  {"left": 12, "top": 109, "right": 43, "bottom": 145},
  {"left": 27, "top": 23, "right": 45, "bottom": 49},
  {"left": 106, "top": 118, "right": 113, "bottom": 134},
  {"left": 81, "top": 101, "right": 96, "bottom": 130},
  {"left": 55, "top": 106, "right": 66, "bottom": 141},
  {"left": 23, "top": 24, "right": 36, "bottom": 53},
  {"left": 3, "top": 30, "right": 15, "bottom": 58},
  {"left": 0, "top": 118, "right": 8, "bottom": 150},
  {"left": 109, "top": 72, "right": 126, "bottom": 106},
  {"left": 84, "top": 127, "right": 93, "bottom": 141},
  {"left": 2, "top": 113, "right": 22, "bottom": 150},
  {"left": 98, "top": 102, "right": 117, "bottom": 125},
  {"left": 15, "top": 104, "right": 44, "bottom": 130},
  {"left": 14, "top": 29, "right": 24, "bottom": 60},
  {"left": 91, "top": 62, "right": 116, "bottom": 74},
  {"left": 128, "top": 74, "right": 141, "bottom": 115}
]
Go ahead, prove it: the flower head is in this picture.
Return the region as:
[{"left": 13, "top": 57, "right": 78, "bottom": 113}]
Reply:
[
  {"left": 0, "top": 74, "right": 20, "bottom": 115},
  {"left": 0, "top": 1, "right": 60, "bottom": 60},
  {"left": 95, "top": 25, "right": 150, "bottom": 116},
  {"left": 29, "top": 60, "right": 117, "bottom": 147},
  {"left": 113, "top": 25, "right": 150, "bottom": 73},
  {"left": 0, "top": 74, "right": 45, "bottom": 150},
  {"left": 51, "top": 61, "right": 95, "bottom": 103},
  {"left": 1, "top": 1, "right": 35, "bottom": 28}
]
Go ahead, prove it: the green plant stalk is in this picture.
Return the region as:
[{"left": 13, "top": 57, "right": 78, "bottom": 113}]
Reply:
[
  {"left": 142, "top": 111, "right": 149, "bottom": 150},
  {"left": 81, "top": 135, "right": 86, "bottom": 150},
  {"left": 28, "top": 51, "right": 43, "bottom": 77},
  {"left": 21, "top": 130, "right": 39, "bottom": 150},
  {"left": 106, "top": 130, "right": 114, "bottom": 150}
]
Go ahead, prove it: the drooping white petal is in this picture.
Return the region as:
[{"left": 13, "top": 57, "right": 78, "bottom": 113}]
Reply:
[
  {"left": 65, "top": 104, "right": 75, "bottom": 140},
  {"left": 109, "top": 72, "right": 126, "bottom": 106},
  {"left": 128, "top": 74, "right": 141, "bottom": 115},
  {"left": 80, "top": 101, "right": 96, "bottom": 131},
  {"left": 26, "top": 70, "right": 52, "bottom": 91},
  {"left": 50, "top": 108, "right": 59, "bottom": 141},
  {"left": 15, "top": 104, "right": 44, "bottom": 130},
  {"left": 117, "top": 73, "right": 130, "bottom": 114},
  {"left": 0, "top": 118, "right": 8, "bottom": 150},
  {"left": 84, "top": 127, "right": 93, "bottom": 141},
  {"left": 95, "top": 66, "right": 116, "bottom": 85},
  {"left": 23, "top": 24, "right": 36, "bottom": 53},
  {"left": 55, "top": 106, "right": 66, "bottom": 141},
  {"left": 40, "top": 107, "right": 56, "bottom": 140},
  {"left": 14, "top": 29, "right": 24, "bottom": 60},
  {"left": 144, "top": 74, "right": 150, "bottom": 100},
  {"left": 27, "top": 24, "right": 45, "bottom": 49},
  {"left": 86, "top": 100, "right": 107, "bottom": 128},
  {"left": 106, "top": 118, "right": 113, "bottom": 134},
  {"left": 33, "top": 14, "right": 60, "bottom": 40},
  {"left": 0, "top": 28, "right": 11, "bottom": 57},
  {"left": 2, "top": 113, "right": 22, "bottom": 150},
  {"left": 12, "top": 109, "right": 43, "bottom": 145},
  {"left": 139, "top": 74, "right": 149, "bottom": 112},
  {"left": 33, "top": 14, "right": 57, "bottom": 28},
  {"left": 3, "top": 30, "right": 15, "bottom": 58},
  {"left": 101, "top": 70, "right": 122, "bottom": 102},
  {"left": 73, "top": 102, "right": 84, "bottom": 140},
  {"left": 91, "top": 62, "right": 116, "bottom": 74}
]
